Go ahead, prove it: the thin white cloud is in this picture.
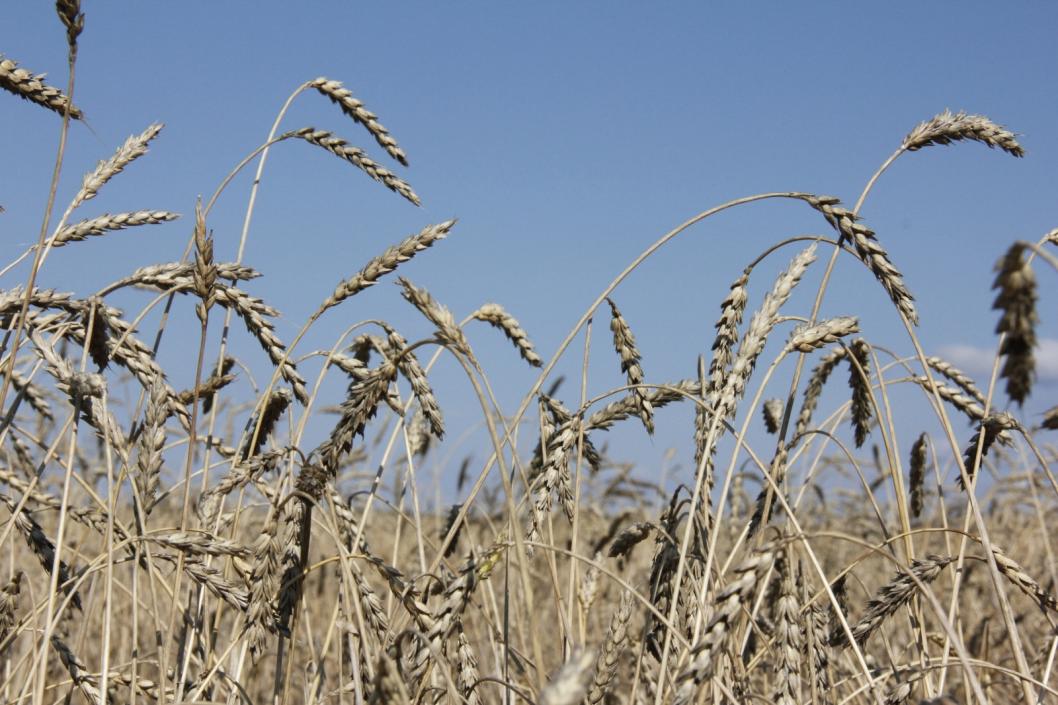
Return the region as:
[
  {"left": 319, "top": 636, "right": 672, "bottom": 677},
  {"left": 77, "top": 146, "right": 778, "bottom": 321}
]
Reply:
[{"left": 938, "top": 338, "right": 1058, "bottom": 382}]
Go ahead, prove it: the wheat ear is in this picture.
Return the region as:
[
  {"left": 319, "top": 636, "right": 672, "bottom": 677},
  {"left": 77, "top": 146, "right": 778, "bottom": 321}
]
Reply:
[
  {"left": 0, "top": 54, "right": 83, "bottom": 119},
  {"left": 903, "top": 109, "right": 1024, "bottom": 157}
]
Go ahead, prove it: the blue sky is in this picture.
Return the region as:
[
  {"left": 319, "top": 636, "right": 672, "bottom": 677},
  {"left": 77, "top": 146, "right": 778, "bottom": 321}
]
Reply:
[{"left": 3, "top": 3, "right": 1056, "bottom": 495}]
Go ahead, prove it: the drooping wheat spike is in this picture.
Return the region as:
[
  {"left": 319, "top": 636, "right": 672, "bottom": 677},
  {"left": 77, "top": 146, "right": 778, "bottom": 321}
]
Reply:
[
  {"left": 471, "top": 302, "right": 544, "bottom": 367},
  {"left": 708, "top": 268, "right": 750, "bottom": 394},
  {"left": 30, "top": 330, "right": 128, "bottom": 461},
  {"left": 317, "top": 362, "right": 398, "bottom": 475},
  {"left": 717, "top": 244, "right": 817, "bottom": 422},
  {"left": 802, "top": 194, "right": 918, "bottom": 324},
  {"left": 80, "top": 297, "right": 113, "bottom": 370},
  {"left": 586, "top": 590, "right": 634, "bottom": 705},
  {"left": 539, "top": 649, "right": 596, "bottom": 705},
  {"left": 397, "top": 277, "right": 473, "bottom": 358},
  {"left": 959, "top": 412, "right": 1018, "bottom": 489},
  {"left": 244, "top": 513, "right": 282, "bottom": 661},
  {"left": 587, "top": 379, "right": 699, "bottom": 432},
  {"left": 178, "top": 355, "right": 235, "bottom": 413},
  {"left": 182, "top": 559, "right": 250, "bottom": 610},
  {"left": 788, "top": 316, "right": 859, "bottom": 353},
  {"left": 55, "top": 0, "right": 84, "bottom": 50},
  {"left": 848, "top": 338, "right": 873, "bottom": 448},
  {"left": 0, "top": 55, "right": 83, "bottom": 119},
  {"left": 74, "top": 123, "right": 163, "bottom": 208},
  {"left": 697, "top": 269, "right": 750, "bottom": 465},
  {"left": 992, "top": 242, "right": 1038, "bottom": 406},
  {"left": 122, "top": 261, "right": 259, "bottom": 291},
  {"left": 0, "top": 496, "right": 81, "bottom": 611},
  {"left": 0, "top": 572, "right": 23, "bottom": 644},
  {"left": 319, "top": 220, "right": 456, "bottom": 314},
  {"left": 644, "top": 490, "right": 686, "bottom": 657},
  {"left": 197, "top": 448, "right": 287, "bottom": 525},
  {"left": 608, "top": 521, "right": 654, "bottom": 558},
  {"left": 238, "top": 387, "right": 292, "bottom": 461},
  {"left": 10, "top": 368, "right": 54, "bottom": 420},
  {"left": 909, "top": 433, "right": 928, "bottom": 518},
  {"left": 990, "top": 546, "right": 1058, "bottom": 614},
  {"left": 275, "top": 498, "right": 312, "bottom": 636},
  {"left": 772, "top": 554, "right": 803, "bottom": 705},
  {"left": 51, "top": 210, "right": 179, "bottom": 247},
  {"left": 152, "top": 531, "right": 251, "bottom": 558},
  {"left": 135, "top": 377, "right": 168, "bottom": 514},
  {"left": 925, "top": 356, "right": 986, "bottom": 405},
  {"left": 805, "top": 602, "right": 833, "bottom": 705},
  {"left": 1042, "top": 405, "right": 1058, "bottom": 430},
  {"left": 794, "top": 347, "right": 847, "bottom": 441},
  {"left": 212, "top": 286, "right": 308, "bottom": 404},
  {"left": 309, "top": 77, "right": 409, "bottom": 166},
  {"left": 762, "top": 398, "right": 783, "bottom": 434},
  {"left": 578, "top": 556, "right": 601, "bottom": 614},
  {"left": 903, "top": 109, "right": 1024, "bottom": 157},
  {"left": 51, "top": 635, "right": 102, "bottom": 703},
  {"left": 368, "top": 650, "right": 412, "bottom": 705},
  {"left": 288, "top": 127, "right": 419, "bottom": 205},
  {"left": 748, "top": 443, "right": 789, "bottom": 537},
  {"left": 192, "top": 202, "right": 217, "bottom": 326},
  {"left": 607, "top": 297, "right": 654, "bottom": 434},
  {"left": 440, "top": 503, "right": 465, "bottom": 559},
  {"left": 830, "top": 555, "right": 953, "bottom": 649},
  {"left": 385, "top": 325, "right": 444, "bottom": 438},
  {"left": 912, "top": 377, "right": 989, "bottom": 423},
  {"left": 674, "top": 542, "right": 777, "bottom": 704},
  {"left": 454, "top": 626, "right": 482, "bottom": 705}
]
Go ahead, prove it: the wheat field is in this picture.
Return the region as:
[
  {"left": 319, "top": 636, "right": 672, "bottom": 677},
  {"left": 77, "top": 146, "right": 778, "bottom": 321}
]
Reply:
[{"left": 1, "top": 5, "right": 1057, "bottom": 705}]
